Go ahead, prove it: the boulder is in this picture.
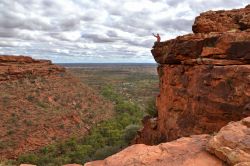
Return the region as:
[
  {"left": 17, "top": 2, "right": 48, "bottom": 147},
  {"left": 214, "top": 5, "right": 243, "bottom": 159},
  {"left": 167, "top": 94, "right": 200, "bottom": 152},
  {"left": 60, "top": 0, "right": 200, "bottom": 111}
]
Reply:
[
  {"left": 192, "top": 5, "right": 250, "bottom": 33},
  {"left": 207, "top": 117, "right": 250, "bottom": 165}
]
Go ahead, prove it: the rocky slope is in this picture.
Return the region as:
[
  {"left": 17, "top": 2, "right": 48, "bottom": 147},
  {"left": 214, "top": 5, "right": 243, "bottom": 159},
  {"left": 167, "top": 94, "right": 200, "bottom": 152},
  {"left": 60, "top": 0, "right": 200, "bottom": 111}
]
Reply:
[
  {"left": 0, "top": 55, "right": 113, "bottom": 159},
  {"left": 136, "top": 5, "right": 250, "bottom": 144}
]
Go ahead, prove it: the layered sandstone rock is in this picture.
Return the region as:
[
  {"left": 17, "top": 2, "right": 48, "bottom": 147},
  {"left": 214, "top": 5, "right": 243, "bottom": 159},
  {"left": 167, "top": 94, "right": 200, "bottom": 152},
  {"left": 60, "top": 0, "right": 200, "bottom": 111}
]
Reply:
[
  {"left": 207, "top": 117, "right": 250, "bottom": 165},
  {"left": 152, "top": 31, "right": 250, "bottom": 64},
  {"left": 0, "top": 55, "right": 65, "bottom": 81},
  {"left": 192, "top": 5, "right": 250, "bottom": 33},
  {"left": 136, "top": 5, "right": 250, "bottom": 144},
  {"left": 85, "top": 135, "right": 224, "bottom": 166}
]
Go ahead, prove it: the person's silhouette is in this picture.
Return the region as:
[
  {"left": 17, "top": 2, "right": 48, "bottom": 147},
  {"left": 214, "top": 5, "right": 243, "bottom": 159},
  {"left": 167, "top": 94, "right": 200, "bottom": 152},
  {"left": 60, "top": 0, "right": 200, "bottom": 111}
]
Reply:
[{"left": 152, "top": 33, "right": 161, "bottom": 42}]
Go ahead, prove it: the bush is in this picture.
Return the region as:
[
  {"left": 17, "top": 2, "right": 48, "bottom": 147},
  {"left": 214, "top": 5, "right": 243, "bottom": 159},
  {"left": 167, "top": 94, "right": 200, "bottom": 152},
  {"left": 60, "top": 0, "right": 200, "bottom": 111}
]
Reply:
[
  {"left": 116, "top": 101, "right": 139, "bottom": 114},
  {"left": 123, "top": 124, "right": 140, "bottom": 143},
  {"left": 93, "top": 146, "right": 121, "bottom": 160},
  {"left": 18, "top": 154, "right": 39, "bottom": 165},
  {"left": 145, "top": 98, "right": 158, "bottom": 117},
  {"left": 101, "top": 86, "right": 121, "bottom": 103}
]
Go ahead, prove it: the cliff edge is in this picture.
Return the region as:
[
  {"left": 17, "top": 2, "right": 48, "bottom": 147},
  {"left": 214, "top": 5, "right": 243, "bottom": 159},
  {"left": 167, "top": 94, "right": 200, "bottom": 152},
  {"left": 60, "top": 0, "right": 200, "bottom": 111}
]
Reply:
[
  {"left": 136, "top": 5, "right": 250, "bottom": 144},
  {"left": 0, "top": 55, "right": 65, "bottom": 81}
]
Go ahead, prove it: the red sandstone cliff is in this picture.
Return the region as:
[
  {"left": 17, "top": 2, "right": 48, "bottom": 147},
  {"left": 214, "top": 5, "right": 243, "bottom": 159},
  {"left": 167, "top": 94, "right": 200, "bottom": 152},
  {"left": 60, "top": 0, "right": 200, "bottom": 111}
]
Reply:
[
  {"left": 135, "top": 5, "right": 250, "bottom": 145},
  {"left": 0, "top": 55, "right": 65, "bottom": 81}
]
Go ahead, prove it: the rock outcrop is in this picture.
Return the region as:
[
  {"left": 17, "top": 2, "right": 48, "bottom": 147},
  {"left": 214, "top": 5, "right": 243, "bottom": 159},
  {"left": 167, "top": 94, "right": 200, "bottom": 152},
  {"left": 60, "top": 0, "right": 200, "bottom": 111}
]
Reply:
[
  {"left": 152, "top": 32, "right": 250, "bottom": 64},
  {"left": 207, "top": 117, "right": 250, "bottom": 165},
  {"left": 192, "top": 5, "right": 250, "bottom": 33},
  {"left": 0, "top": 55, "right": 65, "bottom": 81},
  {"left": 85, "top": 135, "right": 224, "bottom": 166},
  {"left": 136, "top": 5, "right": 250, "bottom": 144}
]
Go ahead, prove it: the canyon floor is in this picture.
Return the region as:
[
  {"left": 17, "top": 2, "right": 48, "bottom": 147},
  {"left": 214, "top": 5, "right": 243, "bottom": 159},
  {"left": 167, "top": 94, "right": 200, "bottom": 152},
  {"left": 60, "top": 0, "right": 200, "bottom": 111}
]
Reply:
[{"left": 66, "top": 63, "right": 159, "bottom": 110}]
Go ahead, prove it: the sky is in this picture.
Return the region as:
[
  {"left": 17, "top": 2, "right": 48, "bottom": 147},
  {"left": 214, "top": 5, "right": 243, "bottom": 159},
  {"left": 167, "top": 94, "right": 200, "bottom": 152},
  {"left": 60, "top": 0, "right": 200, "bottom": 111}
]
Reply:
[{"left": 0, "top": 0, "right": 249, "bottom": 63}]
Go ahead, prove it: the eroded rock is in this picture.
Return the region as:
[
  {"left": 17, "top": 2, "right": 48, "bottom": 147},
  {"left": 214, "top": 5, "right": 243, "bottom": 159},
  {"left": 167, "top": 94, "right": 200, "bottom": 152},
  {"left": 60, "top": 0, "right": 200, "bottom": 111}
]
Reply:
[
  {"left": 152, "top": 32, "right": 250, "bottom": 64},
  {"left": 85, "top": 135, "right": 224, "bottom": 166},
  {"left": 0, "top": 55, "right": 65, "bottom": 81},
  {"left": 207, "top": 117, "right": 250, "bottom": 165},
  {"left": 192, "top": 5, "right": 250, "bottom": 33}
]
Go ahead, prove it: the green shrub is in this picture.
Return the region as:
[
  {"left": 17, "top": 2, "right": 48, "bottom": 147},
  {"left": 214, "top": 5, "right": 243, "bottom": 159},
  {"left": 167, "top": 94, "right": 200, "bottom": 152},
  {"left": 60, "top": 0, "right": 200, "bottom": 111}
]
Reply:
[
  {"left": 123, "top": 124, "right": 140, "bottom": 143},
  {"left": 101, "top": 85, "right": 122, "bottom": 103},
  {"left": 93, "top": 145, "right": 121, "bottom": 160},
  {"left": 0, "top": 141, "right": 6, "bottom": 149},
  {"left": 24, "top": 120, "right": 33, "bottom": 126},
  {"left": 27, "top": 95, "right": 35, "bottom": 102},
  {"left": 116, "top": 101, "right": 139, "bottom": 114},
  {"left": 145, "top": 98, "right": 158, "bottom": 117},
  {"left": 18, "top": 154, "right": 39, "bottom": 165}
]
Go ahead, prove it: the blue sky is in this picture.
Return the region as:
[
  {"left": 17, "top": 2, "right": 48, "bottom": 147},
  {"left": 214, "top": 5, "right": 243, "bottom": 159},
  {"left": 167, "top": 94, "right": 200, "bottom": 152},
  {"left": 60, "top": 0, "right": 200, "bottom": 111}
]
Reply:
[{"left": 0, "top": 0, "right": 249, "bottom": 63}]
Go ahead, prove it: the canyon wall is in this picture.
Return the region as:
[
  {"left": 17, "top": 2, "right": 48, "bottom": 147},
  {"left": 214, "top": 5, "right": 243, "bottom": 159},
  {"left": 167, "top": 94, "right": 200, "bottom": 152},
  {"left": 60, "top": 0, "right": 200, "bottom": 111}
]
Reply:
[
  {"left": 0, "top": 55, "right": 65, "bottom": 81},
  {"left": 0, "top": 55, "right": 113, "bottom": 159},
  {"left": 135, "top": 5, "right": 250, "bottom": 144}
]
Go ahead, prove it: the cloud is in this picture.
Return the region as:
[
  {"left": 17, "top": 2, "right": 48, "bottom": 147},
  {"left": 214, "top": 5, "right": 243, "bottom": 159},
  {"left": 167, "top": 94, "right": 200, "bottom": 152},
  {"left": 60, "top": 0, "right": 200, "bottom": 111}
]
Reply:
[
  {"left": 81, "top": 33, "right": 116, "bottom": 43},
  {"left": 157, "top": 18, "right": 194, "bottom": 31},
  {"left": 0, "top": 0, "right": 249, "bottom": 63}
]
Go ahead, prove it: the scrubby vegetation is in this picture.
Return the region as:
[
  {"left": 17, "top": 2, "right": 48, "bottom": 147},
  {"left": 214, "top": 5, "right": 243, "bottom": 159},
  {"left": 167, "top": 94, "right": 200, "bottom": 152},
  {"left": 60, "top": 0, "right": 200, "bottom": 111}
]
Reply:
[
  {"left": 15, "top": 85, "right": 144, "bottom": 165},
  {"left": 0, "top": 74, "right": 113, "bottom": 160},
  {"left": 145, "top": 98, "right": 158, "bottom": 117}
]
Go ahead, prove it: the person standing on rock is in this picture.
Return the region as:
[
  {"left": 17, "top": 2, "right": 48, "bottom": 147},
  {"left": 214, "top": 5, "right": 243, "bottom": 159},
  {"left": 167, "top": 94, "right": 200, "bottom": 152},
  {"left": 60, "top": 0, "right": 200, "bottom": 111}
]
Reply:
[{"left": 152, "top": 33, "right": 161, "bottom": 42}]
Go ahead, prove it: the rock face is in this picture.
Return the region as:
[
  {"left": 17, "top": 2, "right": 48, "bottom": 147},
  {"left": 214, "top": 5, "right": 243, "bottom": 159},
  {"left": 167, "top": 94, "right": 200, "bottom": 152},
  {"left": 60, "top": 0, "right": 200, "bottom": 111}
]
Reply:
[
  {"left": 152, "top": 32, "right": 250, "bottom": 64},
  {"left": 85, "top": 135, "right": 224, "bottom": 166},
  {"left": 136, "top": 5, "right": 250, "bottom": 144},
  {"left": 0, "top": 55, "right": 65, "bottom": 81},
  {"left": 207, "top": 117, "right": 250, "bottom": 165},
  {"left": 192, "top": 5, "right": 250, "bottom": 33}
]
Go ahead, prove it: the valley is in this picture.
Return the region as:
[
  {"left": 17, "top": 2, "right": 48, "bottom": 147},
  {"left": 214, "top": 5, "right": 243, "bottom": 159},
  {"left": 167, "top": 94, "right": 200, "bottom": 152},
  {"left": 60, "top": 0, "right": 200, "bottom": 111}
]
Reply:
[{"left": 1, "top": 62, "right": 159, "bottom": 165}]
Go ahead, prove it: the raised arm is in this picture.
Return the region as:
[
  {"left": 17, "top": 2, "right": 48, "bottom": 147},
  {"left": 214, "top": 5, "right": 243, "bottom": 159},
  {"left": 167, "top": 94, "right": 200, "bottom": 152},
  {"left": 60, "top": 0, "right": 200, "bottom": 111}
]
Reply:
[{"left": 152, "top": 33, "right": 156, "bottom": 37}]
